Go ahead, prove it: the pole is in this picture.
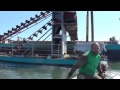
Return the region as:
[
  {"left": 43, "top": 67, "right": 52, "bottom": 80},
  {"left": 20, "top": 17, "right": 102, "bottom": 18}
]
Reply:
[
  {"left": 91, "top": 11, "right": 94, "bottom": 42},
  {"left": 86, "top": 11, "right": 89, "bottom": 42}
]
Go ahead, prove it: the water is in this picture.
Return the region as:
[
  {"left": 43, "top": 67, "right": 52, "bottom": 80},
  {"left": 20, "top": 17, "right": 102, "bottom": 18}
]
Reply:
[
  {"left": 106, "top": 61, "right": 120, "bottom": 79},
  {"left": 0, "top": 62, "right": 73, "bottom": 79},
  {"left": 0, "top": 61, "right": 120, "bottom": 79}
]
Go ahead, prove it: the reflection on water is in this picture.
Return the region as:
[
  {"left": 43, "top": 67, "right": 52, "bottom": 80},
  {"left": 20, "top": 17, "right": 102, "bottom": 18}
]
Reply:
[{"left": 0, "top": 61, "right": 120, "bottom": 79}]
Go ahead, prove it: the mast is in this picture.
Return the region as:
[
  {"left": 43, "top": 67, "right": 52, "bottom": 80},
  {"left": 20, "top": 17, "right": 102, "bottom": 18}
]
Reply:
[
  {"left": 86, "top": 11, "right": 89, "bottom": 42},
  {"left": 91, "top": 11, "right": 94, "bottom": 42}
]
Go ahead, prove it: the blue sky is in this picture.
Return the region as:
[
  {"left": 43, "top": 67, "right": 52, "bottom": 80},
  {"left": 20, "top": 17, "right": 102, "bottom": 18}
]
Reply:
[{"left": 0, "top": 11, "right": 120, "bottom": 41}]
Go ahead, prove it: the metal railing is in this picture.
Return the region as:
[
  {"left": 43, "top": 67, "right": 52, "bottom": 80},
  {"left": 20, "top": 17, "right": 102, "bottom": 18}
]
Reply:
[{"left": 0, "top": 43, "right": 75, "bottom": 59}]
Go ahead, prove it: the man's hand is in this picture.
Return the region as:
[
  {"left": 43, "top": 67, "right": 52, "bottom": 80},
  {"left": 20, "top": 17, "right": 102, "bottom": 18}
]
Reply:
[
  {"left": 102, "top": 73, "right": 106, "bottom": 77},
  {"left": 98, "top": 72, "right": 106, "bottom": 79}
]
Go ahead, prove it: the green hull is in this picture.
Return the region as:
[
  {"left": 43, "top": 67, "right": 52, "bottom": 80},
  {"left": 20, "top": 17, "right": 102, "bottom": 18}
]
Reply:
[{"left": 0, "top": 55, "right": 77, "bottom": 66}]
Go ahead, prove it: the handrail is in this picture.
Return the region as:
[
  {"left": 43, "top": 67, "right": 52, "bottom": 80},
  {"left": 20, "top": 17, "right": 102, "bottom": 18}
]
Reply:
[
  {"left": 0, "top": 43, "right": 76, "bottom": 58},
  {"left": 25, "top": 33, "right": 53, "bottom": 56}
]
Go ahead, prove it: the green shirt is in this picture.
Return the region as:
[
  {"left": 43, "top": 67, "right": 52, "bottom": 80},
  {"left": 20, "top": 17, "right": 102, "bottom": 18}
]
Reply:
[{"left": 79, "top": 51, "right": 101, "bottom": 76}]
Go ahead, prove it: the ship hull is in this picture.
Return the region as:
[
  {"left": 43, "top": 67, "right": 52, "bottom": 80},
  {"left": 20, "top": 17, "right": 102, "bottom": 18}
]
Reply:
[{"left": 0, "top": 55, "right": 77, "bottom": 66}]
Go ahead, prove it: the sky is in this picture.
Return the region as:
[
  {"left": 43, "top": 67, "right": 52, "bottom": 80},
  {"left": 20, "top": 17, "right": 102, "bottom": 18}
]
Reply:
[{"left": 0, "top": 11, "right": 120, "bottom": 42}]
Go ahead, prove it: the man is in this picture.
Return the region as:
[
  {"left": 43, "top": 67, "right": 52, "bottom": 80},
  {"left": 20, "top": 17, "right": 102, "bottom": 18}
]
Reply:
[{"left": 66, "top": 42, "right": 105, "bottom": 79}]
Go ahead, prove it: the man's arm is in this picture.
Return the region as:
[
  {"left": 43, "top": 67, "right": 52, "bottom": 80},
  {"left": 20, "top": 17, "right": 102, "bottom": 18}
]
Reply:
[{"left": 66, "top": 55, "right": 87, "bottom": 79}]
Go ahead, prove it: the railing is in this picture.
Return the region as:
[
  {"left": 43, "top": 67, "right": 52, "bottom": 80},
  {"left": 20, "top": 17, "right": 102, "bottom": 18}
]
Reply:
[
  {"left": 0, "top": 41, "right": 107, "bottom": 59},
  {"left": 0, "top": 43, "right": 76, "bottom": 59}
]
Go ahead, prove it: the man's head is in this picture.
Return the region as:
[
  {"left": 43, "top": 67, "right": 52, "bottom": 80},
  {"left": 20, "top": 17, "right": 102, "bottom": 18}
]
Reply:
[{"left": 91, "top": 42, "right": 100, "bottom": 55}]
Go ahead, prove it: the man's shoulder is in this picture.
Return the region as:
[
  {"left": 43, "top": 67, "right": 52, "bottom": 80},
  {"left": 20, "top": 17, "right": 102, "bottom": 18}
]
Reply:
[
  {"left": 97, "top": 54, "right": 101, "bottom": 58},
  {"left": 82, "top": 52, "right": 89, "bottom": 59},
  {"left": 83, "top": 51, "right": 90, "bottom": 56},
  {"left": 79, "top": 54, "right": 87, "bottom": 62}
]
